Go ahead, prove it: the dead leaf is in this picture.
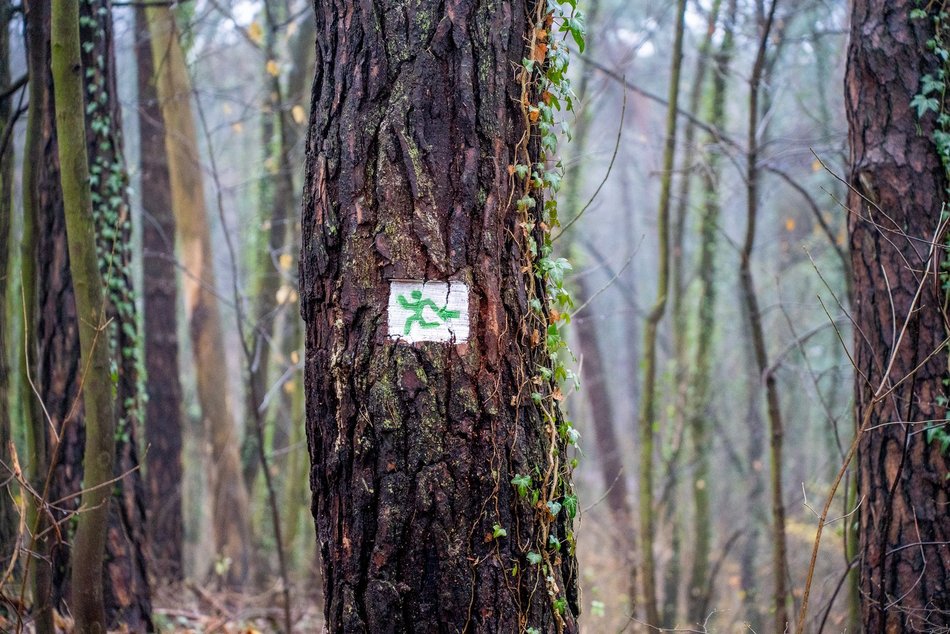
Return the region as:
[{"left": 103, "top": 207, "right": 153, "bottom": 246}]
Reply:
[{"left": 248, "top": 21, "right": 263, "bottom": 46}]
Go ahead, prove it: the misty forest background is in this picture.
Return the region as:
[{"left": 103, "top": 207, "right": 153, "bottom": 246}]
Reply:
[{"left": 0, "top": 0, "right": 928, "bottom": 632}]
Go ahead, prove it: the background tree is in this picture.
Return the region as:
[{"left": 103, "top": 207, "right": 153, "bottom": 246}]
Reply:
[
  {"left": 17, "top": 1, "right": 153, "bottom": 628},
  {"left": 0, "top": 0, "right": 17, "bottom": 575},
  {"left": 637, "top": 0, "right": 687, "bottom": 625},
  {"left": 147, "top": 4, "right": 253, "bottom": 585},
  {"left": 135, "top": 3, "right": 184, "bottom": 584},
  {"left": 51, "top": 0, "right": 116, "bottom": 626}
]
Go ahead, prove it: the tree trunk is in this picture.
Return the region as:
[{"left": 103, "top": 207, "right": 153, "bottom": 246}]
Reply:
[
  {"left": 51, "top": 0, "right": 116, "bottom": 627},
  {"left": 242, "top": 0, "right": 299, "bottom": 492},
  {"left": 676, "top": 1, "right": 723, "bottom": 623},
  {"left": 573, "top": 277, "right": 633, "bottom": 529},
  {"left": 637, "top": 0, "right": 688, "bottom": 626},
  {"left": 147, "top": 5, "right": 252, "bottom": 585},
  {"left": 846, "top": 2, "right": 950, "bottom": 630},
  {"left": 78, "top": 1, "right": 153, "bottom": 625},
  {"left": 135, "top": 4, "right": 184, "bottom": 585},
  {"left": 554, "top": 0, "right": 634, "bottom": 579},
  {"left": 738, "top": 2, "right": 789, "bottom": 630},
  {"left": 20, "top": 2, "right": 54, "bottom": 629},
  {"left": 0, "top": 0, "right": 17, "bottom": 575},
  {"left": 301, "top": 1, "right": 580, "bottom": 631},
  {"left": 22, "top": 2, "right": 153, "bottom": 628}
]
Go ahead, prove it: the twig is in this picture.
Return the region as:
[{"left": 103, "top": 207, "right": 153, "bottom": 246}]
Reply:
[{"left": 554, "top": 88, "right": 626, "bottom": 241}]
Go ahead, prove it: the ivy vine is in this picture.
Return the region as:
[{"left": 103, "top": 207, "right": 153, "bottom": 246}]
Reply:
[
  {"left": 80, "top": 0, "right": 146, "bottom": 442},
  {"left": 911, "top": 2, "right": 950, "bottom": 455},
  {"left": 503, "top": 0, "right": 585, "bottom": 630}
]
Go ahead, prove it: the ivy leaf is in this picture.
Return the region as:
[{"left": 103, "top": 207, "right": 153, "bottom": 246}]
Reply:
[
  {"left": 562, "top": 494, "right": 578, "bottom": 518},
  {"left": 911, "top": 93, "right": 939, "bottom": 118},
  {"left": 511, "top": 474, "right": 532, "bottom": 498},
  {"left": 526, "top": 551, "right": 543, "bottom": 565}
]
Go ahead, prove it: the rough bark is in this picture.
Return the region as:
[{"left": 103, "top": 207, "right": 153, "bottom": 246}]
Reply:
[
  {"left": 147, "top": 5, "right": 252, "bottom": 585},
  {"left": 846, "top": 2, "right": 950, "bottom": 630},
  {"left": 301, "top": 1, "right": 579, "bottom": 631},
  {"left": 135, "top": 3, "right": 184, "bottom": 585}
]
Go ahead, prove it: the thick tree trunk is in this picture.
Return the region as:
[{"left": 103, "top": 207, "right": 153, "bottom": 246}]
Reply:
[
  {"left": 301, "top": 1, "right": 579, "bottom": 631},
  {"left": 135, "top": 4, "right": 184, "bottom": 585},
  {"left": 147, "top": 5, "right": 252, "bottom": 585},
  {"left": 846, "top": 2, "right": 950, "bottom": 630}
]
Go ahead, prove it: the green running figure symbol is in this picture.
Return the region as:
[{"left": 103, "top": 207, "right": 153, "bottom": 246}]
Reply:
[{"left": 397, "top": 290, "right": 460, "bottom": 335}]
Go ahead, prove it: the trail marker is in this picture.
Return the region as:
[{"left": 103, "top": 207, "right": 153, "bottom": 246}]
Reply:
[{"left": 387, "top": 280, "right": 469, "bottom": 343}]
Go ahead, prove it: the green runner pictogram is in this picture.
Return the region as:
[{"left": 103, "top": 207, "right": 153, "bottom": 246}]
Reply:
[{"left": 397, "top": 290, "right": 461, "bottom": 335}]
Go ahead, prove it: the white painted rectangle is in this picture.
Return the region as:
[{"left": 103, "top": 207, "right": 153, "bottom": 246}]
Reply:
[{"left": 387, "top": 280, "right": 470, "bottom": 343}]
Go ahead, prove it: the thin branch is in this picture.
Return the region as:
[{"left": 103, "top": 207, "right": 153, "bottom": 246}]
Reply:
[{"left": 554, "top": 88, "right": 626, "bottom": 241}]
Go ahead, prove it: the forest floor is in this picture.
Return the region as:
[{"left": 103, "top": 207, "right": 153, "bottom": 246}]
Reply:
[{"left": 150, "top": 582, "right": 324, "bottom": 633}]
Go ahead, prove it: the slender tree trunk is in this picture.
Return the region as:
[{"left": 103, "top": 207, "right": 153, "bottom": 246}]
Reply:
[
  {"left": 135, "top": 4, "right": 184, "bottom": 585},
  {"left": 573, "top": 278, "right": 633, "bottom": 529},
  {"left": 846, "top": 1, "right": 950, "bottom": 630},
  {"left": 738, "top": 2, "right": 789, "bottom": 630},
  {"left": 685, "top": 0, "right": 734, "bottom": 623},
  {"left": 638, "top": 0, "right": 688, "bottom": 626},
  {"left": 557, "top": 0, "right": 634, "bottom": 582},
  {"left": 739, "top": 282, "right": 766, "bottom": 632},
  {"left": 20, "top": 2, "right": 53, "bottom": 629},
  {"left": 0, "top": 0, "right": 17, "bottom": 574},
  {"left": 147, "top": 5, "right": 252, "bottom": 585},
  {"left": 301, "top": 1, "right": 579, "bottom": 630},
  {"left": 665, "top": 1, "right": 722, "bottom": 623},
  {"left": 241, "top": 0, "right": 297, "bottom": 490},
  {"left": 51, "top": 1, "right": 116, "bottom": 628}
]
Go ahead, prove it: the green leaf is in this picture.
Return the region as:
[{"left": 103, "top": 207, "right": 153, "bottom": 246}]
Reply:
[
  {"left": 511, "top": 474, "right": 532, "bottom": 498},
  {"left": 911, "top": 93, "right": 940, "bottom": 118},
  {"left": 562, "top": 494, "right": 577, "bottom": 518},
  {"left": 526, "top": 551, "right": 543, "bottom": 565}
]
